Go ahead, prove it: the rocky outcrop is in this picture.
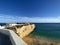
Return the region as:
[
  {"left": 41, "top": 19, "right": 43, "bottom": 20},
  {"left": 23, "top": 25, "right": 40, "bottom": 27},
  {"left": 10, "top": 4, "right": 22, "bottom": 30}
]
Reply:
[
  {"left": 5, "top": 23, "right": 35, "bottom": 38},
  {"left": 15, "top": 24, "right": 35, "bottom": 38}
]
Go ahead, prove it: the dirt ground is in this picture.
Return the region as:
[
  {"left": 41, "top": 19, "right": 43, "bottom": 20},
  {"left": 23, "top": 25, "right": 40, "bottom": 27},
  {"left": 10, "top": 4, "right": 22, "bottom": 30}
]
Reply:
[{"left": 23, "top": 36, "right": 60, "bottom": 45}]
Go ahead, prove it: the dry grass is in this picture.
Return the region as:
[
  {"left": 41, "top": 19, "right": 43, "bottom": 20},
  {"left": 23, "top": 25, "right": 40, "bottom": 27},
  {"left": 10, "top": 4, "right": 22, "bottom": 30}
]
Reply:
[
  {"left": 23, "top": 36, "right": 40, "bottom": 45},
  {"left": 22, "top": 36, "right": 60, "bottom": 45}
]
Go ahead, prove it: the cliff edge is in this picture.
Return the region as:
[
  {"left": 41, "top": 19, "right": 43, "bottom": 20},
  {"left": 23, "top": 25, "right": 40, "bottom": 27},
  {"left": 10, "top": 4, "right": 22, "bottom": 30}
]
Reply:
[
  {"left": 5, "top": 23, "right": 35, "bottom": 38},
  {"left": 15, "top": 24, "right": 35, "bottom": 38}
]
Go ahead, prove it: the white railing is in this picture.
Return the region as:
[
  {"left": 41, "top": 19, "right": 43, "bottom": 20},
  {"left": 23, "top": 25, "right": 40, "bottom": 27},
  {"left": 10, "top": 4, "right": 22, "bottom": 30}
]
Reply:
[{"left": 0, "top": 29, "right": 27, "bottom": 45}]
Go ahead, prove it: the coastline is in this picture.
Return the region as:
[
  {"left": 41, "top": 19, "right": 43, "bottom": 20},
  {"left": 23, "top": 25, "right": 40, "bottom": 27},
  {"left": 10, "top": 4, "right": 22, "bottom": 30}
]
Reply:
[{"left": 1, "top": 23, "right": 60, "bottom": 45}]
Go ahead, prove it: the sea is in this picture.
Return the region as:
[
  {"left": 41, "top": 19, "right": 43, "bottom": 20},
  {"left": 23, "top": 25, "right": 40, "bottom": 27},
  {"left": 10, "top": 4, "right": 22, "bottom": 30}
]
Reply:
[
  {"left": 29, "top": 23, "right": 60, "bottom": 41},
  {"left": 1, "top": 23, "right": 60, "bottom": 41}
]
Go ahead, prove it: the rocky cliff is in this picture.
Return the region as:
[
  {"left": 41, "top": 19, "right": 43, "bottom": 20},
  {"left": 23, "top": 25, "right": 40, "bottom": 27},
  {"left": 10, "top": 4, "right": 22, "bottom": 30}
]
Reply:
[
  {"left": 15, "top": 24, "right": 35, "bottom": 38},
  {"left": 5, "top": 23, "right": 35, "bottom": 38}
]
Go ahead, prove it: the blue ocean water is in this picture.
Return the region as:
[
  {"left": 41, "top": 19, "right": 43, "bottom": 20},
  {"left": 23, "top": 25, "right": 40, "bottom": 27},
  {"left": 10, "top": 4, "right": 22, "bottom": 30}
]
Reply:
[
  {"left": 0, "top": 23, "right": 6, "bottom": 26},
  {"left": 1, "top": 23, "right": 60, "bottom": 40},
  {"left": 30, "top": 23, "right": 60, "bottom": 40}
]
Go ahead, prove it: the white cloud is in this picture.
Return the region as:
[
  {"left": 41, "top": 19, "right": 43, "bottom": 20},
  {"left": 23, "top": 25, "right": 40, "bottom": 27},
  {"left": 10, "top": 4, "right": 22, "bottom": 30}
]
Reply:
[
  {"left": 0, "top": 15, "right": 60, "bottom": 23},
  {"left": 17, "top": 17, "right": 60, "bottom": 23}
]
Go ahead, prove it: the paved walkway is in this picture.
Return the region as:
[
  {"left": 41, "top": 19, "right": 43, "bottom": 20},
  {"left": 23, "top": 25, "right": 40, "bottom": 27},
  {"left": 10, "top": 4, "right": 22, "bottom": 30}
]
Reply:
[{"left": 0, "top": 32, "right": 12, "bottom": 45}]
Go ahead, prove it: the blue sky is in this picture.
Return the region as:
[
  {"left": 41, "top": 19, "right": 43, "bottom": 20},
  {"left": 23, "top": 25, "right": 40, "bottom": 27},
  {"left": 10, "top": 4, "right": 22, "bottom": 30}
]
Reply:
[{"left": 0, "top": 0, "right": 60, "bottom": 23}]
